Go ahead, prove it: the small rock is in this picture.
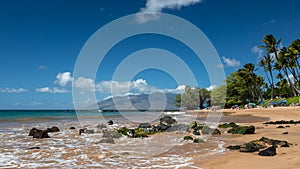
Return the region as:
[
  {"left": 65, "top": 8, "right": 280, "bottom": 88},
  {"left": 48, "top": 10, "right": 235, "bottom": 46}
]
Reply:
[
  {"left": 258, "top": 147, "right": 276, "bottom": 156},
  {"left": 108, "top": 120, "right": 114, "bottom": 125},
  {"left": 183, "top": 136, "right": 193, "bottom": 141},
  {"left": 282, "top": 132, "right": 288, "bottom": 135},
  {"left": 127, "top": 129, "right": 135, "bottom": 137},
  {"left": 50, "top": 126, "right": 60, "bottom": 132},
  {"left": 285, "top": 125, "right": 290, "bottom": 128},
  {"left": 227, "top": 145, "right": 241, "bottom": 150},
  {"left": 277, "top": 126, "right": 285, "bottom": 128},
  {"left": 70, "top": 127, "right": 76, "bottom": 129},
  {"left": 79, "top": 129, "right": 85, "bottom": 135},
  {"left": 29, "top": 146, "right": 40, "bottom": 150},
  {"left": 193, "top": 129, "right": 201, "bottom": 135},
  {"left": 98, "top": 138, "right": 115, "bottom": 144},
  {"left": 193, "top": 138, "right": 204, "bottom": 143},
  {"left": 202, "top": 126, "right": 221, "bottom": 135}
]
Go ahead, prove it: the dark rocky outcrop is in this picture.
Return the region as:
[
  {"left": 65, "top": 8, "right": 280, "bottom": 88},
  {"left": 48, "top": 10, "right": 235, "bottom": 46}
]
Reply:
[
  {"left": 160, "top": 116, "right": 177, "bottom": 126},
  {"left": 259, "top": 137, "right": 291, "bottom": 147},
  {"left": 258, "top": 146, "right": 276, "bottom": 156},
  {"left": 154, "top": 124, "right": 170, "bottom": 131},
  {"left": 138, "top": 123, "right": 152, "bottom": 129},
  {"left": 33, "top": 130, "right": 50, "bottom": 139},
  {"left": 239, "top": 141, "right": 267, "bottom": 153},
  {"left": 264, "top": 120, "right": 300, "bottom": 125},
  {"left": 227, "top": 145, "right": 241, "bottom": 150},
  {"left": 46, "top": 126, "right": 60, "bottom": 132},
  {"left": 228, "top": 125, "right": 255, "bottom": 134},
  {"left": 70, "top": 127, "right": 76, "bottom": 130},
  {"left": 276, "top": 126, "right": 285, "bottom": 128},
  {"left": 29, "top": 128, "right": 41, "bottom": 136}
]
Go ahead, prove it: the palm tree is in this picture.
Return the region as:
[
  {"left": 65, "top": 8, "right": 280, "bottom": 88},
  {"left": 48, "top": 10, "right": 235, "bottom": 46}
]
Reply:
[
  {"left": 260, "top": 34, "right": 298, "bottom": 96},
  {"left": 258, "top": 54, "right": 275, "bottom": 99}
]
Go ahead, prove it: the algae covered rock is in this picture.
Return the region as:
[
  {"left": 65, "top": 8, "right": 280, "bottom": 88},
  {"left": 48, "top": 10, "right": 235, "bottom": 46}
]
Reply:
[
  {"left": 190, "top": 121, "right": 198, "bottom": 129},
  {"left": 228, "top": 125, "right": 255, "bottom": 134},
  {"left": 183, "top": 136, "right": 193, "bottom": 141},
  {"left": 193, "top": 138, "right": 204, "bottom": 143},
  {"left": 218, "top": 122, "right": 238, "bottom": 128}
]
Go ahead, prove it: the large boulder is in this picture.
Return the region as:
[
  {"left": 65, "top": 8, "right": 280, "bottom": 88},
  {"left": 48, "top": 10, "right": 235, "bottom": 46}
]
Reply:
[
  {"left": 29, "top": 128, "right": 41, "bottom": 136},
  {"left": 239, "top": 142, "right": 266, "bottom": 153},
  {"left": 259, "top": 137, "right": 291, "bottom": 147},
  {"left": 47, "top": 126, "right": 60, "bottom": 132},
  {"left": 160, "top": 116, "right": 177, "bottom": 126},
  {"left": 228, "top": 125, "right": 255, "bottom": 134},
  {"left": 258, "top": 147, "right": 276, "bottom": 156},
  {"left": 33, "top": 130, "right": 50, "bottom": 139},
  {"left": 102, "top": 130, "right": 122, "bottom": 139},
  {"left": 166, "top": 124, "right": 190, "bottom": 132},
  {"left": 154, "top": 124, "right": 170, "bottom": 131},
  {"left": 218, "top": 122, "right": 238, "bottom": 128}
]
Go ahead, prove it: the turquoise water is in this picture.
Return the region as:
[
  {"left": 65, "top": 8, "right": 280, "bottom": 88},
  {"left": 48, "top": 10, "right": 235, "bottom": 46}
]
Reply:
[{"left": 0, "top": 110, "right": 125, "bottom": 120}]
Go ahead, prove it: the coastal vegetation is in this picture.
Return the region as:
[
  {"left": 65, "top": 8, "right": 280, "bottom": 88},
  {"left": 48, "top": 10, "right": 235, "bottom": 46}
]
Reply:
[{"left": 175, "top": 34, "right": 300, "bottom": 109}]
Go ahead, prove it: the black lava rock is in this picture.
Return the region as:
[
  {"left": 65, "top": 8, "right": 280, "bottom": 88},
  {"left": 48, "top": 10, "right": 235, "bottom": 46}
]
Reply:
[{"left": 258, "top": 147, "right": 276, "bottom": 156}]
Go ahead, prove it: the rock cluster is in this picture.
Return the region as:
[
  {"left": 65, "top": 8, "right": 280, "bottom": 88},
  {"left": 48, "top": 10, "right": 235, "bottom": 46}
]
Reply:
[
  {"left": 28, "top": 126, "right": 60, "bottom": 139},
  {"left": 227, "top": 137, "right": 292, "bottom": 156}
]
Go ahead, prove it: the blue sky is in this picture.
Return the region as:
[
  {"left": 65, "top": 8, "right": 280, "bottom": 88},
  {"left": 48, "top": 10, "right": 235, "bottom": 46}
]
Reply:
[{"left": 0, "top": 0, "right": 299, "bottom": 109}]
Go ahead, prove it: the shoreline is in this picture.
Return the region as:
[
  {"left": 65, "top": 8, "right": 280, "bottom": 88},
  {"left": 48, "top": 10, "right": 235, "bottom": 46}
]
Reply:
[{"left": 190, "top": 106, "right": 300, "bottom": 169}]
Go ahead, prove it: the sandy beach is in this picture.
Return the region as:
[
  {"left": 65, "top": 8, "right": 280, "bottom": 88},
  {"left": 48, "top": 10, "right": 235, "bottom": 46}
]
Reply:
[{"left": 189, "top": 106, "right": 300, "bottom": 169}]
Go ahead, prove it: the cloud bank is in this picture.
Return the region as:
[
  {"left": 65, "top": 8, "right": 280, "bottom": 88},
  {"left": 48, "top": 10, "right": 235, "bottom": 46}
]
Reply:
[
  {"left": 0, "top": 88, "right": 28, "bottom": 93},
  {"left": 36, "top": 87, "right": 69, "bottom": 93}
]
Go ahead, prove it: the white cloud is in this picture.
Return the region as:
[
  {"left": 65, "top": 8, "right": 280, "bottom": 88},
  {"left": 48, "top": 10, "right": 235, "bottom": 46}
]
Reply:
[
  {"left": 206, "top": 85, "right": 217, "bottom": 91},
  {"left": 38, "top": 65, "right": 47, "bottom": 70},
  {"left": 251, "top": 46, "right": 264, "bottom": 58},
  {"left": 222, "top": 56, "right": 240, "bottom": 67},
  {"left": 136, "top": 0, "right": 203, "bottom": 23},
  {"left": 54, "top": 72, "right": 73, "bottom": 86},
  {"left": 73, "top": 77, "right": 95, "bottom": 91},
  {"left": 0, "top": 88, "right": 28, "bottom": 93},
  {"left": 36, "top": 87, "right": 69, "bottom": 93}
]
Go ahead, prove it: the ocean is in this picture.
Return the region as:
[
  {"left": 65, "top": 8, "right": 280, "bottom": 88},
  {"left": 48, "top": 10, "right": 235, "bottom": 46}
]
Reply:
[{"left": 0, "top": 110, "right": 225, "bottom": 168}]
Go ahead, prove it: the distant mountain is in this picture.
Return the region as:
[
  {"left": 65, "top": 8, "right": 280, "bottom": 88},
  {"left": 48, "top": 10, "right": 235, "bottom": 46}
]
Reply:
[{"left": 97, "top": 93, "right": 179, "bottom": 111}]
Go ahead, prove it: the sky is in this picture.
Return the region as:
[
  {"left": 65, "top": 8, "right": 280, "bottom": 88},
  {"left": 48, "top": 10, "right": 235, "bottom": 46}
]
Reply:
[{"left": 0, "top": 0, "right": 299, "bottom": 109}]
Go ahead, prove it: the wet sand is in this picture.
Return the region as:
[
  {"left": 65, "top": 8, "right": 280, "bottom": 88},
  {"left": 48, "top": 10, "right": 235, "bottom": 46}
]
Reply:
[{"left": 188, "top": 106, "right": 300, "bottom": 169}]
